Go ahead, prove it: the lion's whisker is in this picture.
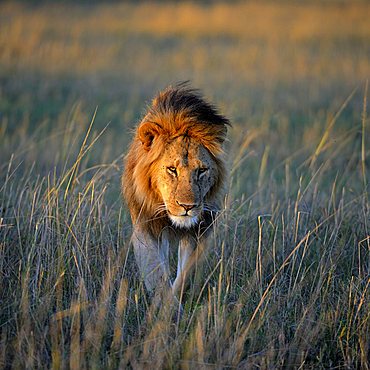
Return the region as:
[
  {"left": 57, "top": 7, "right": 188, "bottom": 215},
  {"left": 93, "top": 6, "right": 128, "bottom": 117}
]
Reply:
[
  {"left": 203, "top": 204, "right": 218, "bottom": 212},
  {"left": 152, "top": 205, "right": 167, "bottom": 217}
]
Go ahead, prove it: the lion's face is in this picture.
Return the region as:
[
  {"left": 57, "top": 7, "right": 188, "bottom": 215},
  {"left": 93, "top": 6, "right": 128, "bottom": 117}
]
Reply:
[{"left": 153, "top": 137, "right": 218, "bottom": 228}]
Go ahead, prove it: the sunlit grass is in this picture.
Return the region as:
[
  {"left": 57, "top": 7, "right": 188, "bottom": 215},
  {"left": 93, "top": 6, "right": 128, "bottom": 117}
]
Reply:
[
  {"left": 1, "top": 2, "right": 370, "bottom": 78},
  {"left": 0, "top": 1, "right": 369, "bottom": 368},
  {"left": 1, "top": 86, "right": 369, "bottom": 368}
]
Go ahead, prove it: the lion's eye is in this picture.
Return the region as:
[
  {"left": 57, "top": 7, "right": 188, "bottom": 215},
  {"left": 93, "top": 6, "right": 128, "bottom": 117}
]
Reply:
[
  {"left": 198, "top": 167, "right": 208, "bottom": 178},
  {"left": 167, "top": 166, "right": 177, "bottom": 176}
]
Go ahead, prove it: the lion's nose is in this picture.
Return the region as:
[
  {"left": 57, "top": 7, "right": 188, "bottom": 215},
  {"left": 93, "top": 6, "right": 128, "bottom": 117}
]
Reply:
[{"left": 177, "top": 201, "right": 198, "bottom": 212}]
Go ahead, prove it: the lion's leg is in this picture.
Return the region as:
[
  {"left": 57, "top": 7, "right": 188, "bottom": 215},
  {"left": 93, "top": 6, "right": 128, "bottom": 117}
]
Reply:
[
  {"left": 177, "top": 237, "right": 194, "bottom": 281},
  {"left": 172, "top": 236, "right": 195, "bottom": 295},
  {"left": 172, "top": 237, "right": 209, "bottom": 296},
  {"left": 132, "top": 227, "right": 170, "bottom": 293}
]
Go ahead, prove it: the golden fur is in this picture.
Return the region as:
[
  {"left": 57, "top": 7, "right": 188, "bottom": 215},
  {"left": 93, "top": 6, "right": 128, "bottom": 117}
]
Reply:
[{"left": 122, "top": 84, "right": 229, "bottom": 293}]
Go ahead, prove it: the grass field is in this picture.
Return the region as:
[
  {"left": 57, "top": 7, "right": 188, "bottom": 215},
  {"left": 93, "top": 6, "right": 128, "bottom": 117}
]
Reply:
[{"left": 0, "top": 1, "right": 369, "bottom": 368}]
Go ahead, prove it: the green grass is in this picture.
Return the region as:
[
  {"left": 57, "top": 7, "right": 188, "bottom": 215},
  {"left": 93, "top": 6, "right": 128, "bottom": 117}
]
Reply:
[{"left": 1, "top": 1, "right": 369, "bottom": 368}]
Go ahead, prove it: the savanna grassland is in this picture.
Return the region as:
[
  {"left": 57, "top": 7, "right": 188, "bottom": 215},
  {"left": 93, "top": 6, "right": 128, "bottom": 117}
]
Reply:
[{"left": 0, "top": 1, "right": 369, "bottom": 368}]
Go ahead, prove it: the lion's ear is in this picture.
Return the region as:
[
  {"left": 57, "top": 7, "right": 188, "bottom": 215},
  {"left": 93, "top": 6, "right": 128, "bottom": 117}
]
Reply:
[{"left": 138, "top": 122, "right": 161, "bottom": 151}]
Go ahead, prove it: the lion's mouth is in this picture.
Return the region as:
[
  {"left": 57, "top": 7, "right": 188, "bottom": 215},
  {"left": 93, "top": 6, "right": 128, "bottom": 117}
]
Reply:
[{"left": 167, "top": 212, "right": 199, "bottom": 228}]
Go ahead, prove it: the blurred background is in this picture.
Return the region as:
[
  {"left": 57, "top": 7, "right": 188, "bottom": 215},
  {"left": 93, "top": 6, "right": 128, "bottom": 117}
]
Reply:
[{"left": 1, "top": 3, "right": 369, "bottom": 129}]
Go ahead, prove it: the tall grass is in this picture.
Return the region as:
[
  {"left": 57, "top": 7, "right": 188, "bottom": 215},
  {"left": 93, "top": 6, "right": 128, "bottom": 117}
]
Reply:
[
  {"left": 1, "top": 1, "right": 369, "bottom": 368},
  {"left": 1, "top": 85, "right": 369, "bottom": 368}
]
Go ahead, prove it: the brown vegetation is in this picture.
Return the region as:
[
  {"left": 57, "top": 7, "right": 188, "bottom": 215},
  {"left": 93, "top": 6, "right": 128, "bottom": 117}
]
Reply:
[{"left": 0, "top": 1, "right": 369, "bottom": 369}]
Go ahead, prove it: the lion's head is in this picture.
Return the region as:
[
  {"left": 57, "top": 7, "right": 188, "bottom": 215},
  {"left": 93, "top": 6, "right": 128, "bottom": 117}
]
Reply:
[
  {"left": 147, "top": 135, "right": 221, "bottom": 228},
  {"left": 123, "top": 85, "right": 230, "bottom": 235}
]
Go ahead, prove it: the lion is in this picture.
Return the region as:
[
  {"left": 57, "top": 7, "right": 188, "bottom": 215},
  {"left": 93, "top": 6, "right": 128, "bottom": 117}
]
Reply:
[{"left": 122, "top": 84, "right": 230, "bottom": 296}]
